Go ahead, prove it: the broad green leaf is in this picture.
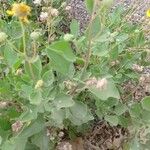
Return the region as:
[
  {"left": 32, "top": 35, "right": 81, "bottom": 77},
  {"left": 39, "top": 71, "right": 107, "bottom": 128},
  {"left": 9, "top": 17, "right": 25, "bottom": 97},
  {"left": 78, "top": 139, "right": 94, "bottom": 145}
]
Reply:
[
  {"left": 42, "top": 70, "right": 54, "bottom": 87},
  {"left": 7, "top": 21, "right": 22, "bottom": 39},
  {"left": 19, "top": 106, "right": 38, "bottom": 122},
  {"left": 141, "top": 96, "right": 150, "bottom": 111},
  {"left": 47, "top": 41, "right": 76, "bottom": 62},
  {"left": 51, "top": 109, "right": 66, "bottom": 125},
  {"left": 85, "top": 0, "right": 94, "bottom": 13},
  {"left": 0, "top": 118, "right": 11, "bottom": 131},
  {"left": 20, "top": 84, "right": 33, "bottom": 99},
  {"left": 114, "top": 103, "right": 128, "bottom": 115},
  {"left": 92, "top": 42, "right": 109, "bottom": 57},
  {"left": 24, "top": 56, "right": 42, "bottom": 80},
  {"left": 20, "top": 117, "right": 45, "bottom": 138},
  {"left": 31, "top": 130, "right": 49, "bottom": 150},
  {"left": 29, "top": 90, "right": 42, "bottom": 105},
  {"left": 90, "top": 16, "right": 101, "bottom": 38},
  {"left": 53, "top": 93, "right": 75, "bottom": 109},
  {"left": 116, "top": 33, "right": 129, "bottom": 43},
  {"left": 46, "top": 47, "right": 74, "bottom": 75},
  {"left": 89, "top": 79, "right": 120, "bottom": 100},
  {"left": 70, "top": 20, "right": 79, "bottom": 37},
  {"left": 68, "top": 101, "right": 93, "bottom": 125},
  {"left": 4, "top": 45, "right": 18, "bottom": 67},
  {"left": 1, "top": 137, "right": 27, "bottom": 150},
  {"left": 129, "top": 103, "right": 142, "bottom": 119},
  {"left": 105, "top": 115, "right": 119, "bottom": 126}
]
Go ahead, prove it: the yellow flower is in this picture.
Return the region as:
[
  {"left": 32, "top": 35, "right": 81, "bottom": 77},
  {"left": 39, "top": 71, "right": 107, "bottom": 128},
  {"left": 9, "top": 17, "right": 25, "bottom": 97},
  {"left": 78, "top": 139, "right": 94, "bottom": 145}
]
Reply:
[
  {"left": 146, "top": 9, "right": 150, "bottom": 17},
  {"left": 7, "top": 3, "right": 31, "bottom": 23}
]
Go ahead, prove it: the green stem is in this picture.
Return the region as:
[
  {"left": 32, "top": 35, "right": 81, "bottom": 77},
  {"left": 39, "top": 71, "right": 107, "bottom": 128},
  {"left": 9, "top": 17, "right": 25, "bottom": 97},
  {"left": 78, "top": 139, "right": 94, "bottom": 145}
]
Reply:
[{"left": 20, "top": 21, "right": 26, "bottom": 55}]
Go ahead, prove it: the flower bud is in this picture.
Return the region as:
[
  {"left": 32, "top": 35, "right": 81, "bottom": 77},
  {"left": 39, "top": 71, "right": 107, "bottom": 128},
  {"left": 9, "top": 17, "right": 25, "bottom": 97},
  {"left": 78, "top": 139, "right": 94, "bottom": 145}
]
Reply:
[
  {"left": 64, "top": 34, "right": 74, "bottom": 41},
  {"left": 50, "top": 8, "right": 59, "bottom": 17},
  {"left": 132, "top": 64, "right": 143, "bottom": 73},
  {"left": 12, "top": 121, "right": 23, "bottom": 133},
  {"left": 0, "top": 32, "right": 8, "bottom": 43},
  {"left": 30, "top": 31, "right": 41, "bottom": 40},
  {"left": 96, "top": 78, "right": 108, "bottom": 90},
  {"left": 15, "top": 68, "right": 23, "bottom": 75},
  {"left": 33, "top": 0, "right": 42, "bottom": 6},
  {"left": 65, "top": 6, "right": 71, "bottom": 11},
  {"left": 35, "top": 80, "right": 44, "bottom": 89},
  {"left": 40, "top": 12, "right": 48, "bottom": 22}
]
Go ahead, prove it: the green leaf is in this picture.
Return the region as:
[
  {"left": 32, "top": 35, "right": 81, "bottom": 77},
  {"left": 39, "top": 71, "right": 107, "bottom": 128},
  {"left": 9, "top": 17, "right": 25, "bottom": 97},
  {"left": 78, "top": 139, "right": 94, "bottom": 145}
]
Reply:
[
  {"left": 70, "top": 20, "right": 79, "bottom": 37},
  {"left": 29, "top": 90, "right": 42, "bottom": 105},
  {"left": 20, "top": 117, "right": 45, "bottom": 138},
  {"left": 31, "top": 130, "right": 49, "bottom": 150},
  {"left": 89, "top": 79, "right": 120, "bottom": 100},
  {"left": 4, "top": 45, "right": 18, "bottom": 67},
  {"left": 141, "top": 96, "right": 150, "bottom": 111},
  {"left": 105, "top": 115, "right": 119, "bottom": 126},
  {"left": 90, "top": 16, "right": 101, "bottom": 37},
  {"left": 1, "top": 137, "right": 27, "bottom": 150},
  {"left": 53, "top": 93, "right": 75, "bottom": 110},
  {"left": 51, "top": 109, "right": 66, "bottom": 125},
  {"left": 85, "top": 0, "right": 94, "bottom": 13},
  {"left": 130, "top": 103, "right": 142, "bottom": 119},
  {"left": 42, "top": 70, "right": 54, "bottom": 87},
  {"left": 93, "top": 42, "right": 109, "bottom": 57},
  {"left": 47, "top": 41, "right": 76, "bottom": 62},
  {"left": 68, "top": 101, "right": 94, "bottom": 125},
  {"left": 0, "top": 136, "right": 2, "bottom": 145},
  {"left": 19, "top": 106, "right": 38, "bottom": 122},
  {"left": 46, "top": 42, "right": 75, "bottom": 75},
  {"left": 0, "top": 118, "right": 11, "bottom": 131},
  {"left": 24, "top": 56, "right": 42, "bottom": 80},
  {"left": 116, "top": 33, "right": 129, "bottom": 43},
  {"left": 114, "top": 103, "right": 128, "bottom": 115}
]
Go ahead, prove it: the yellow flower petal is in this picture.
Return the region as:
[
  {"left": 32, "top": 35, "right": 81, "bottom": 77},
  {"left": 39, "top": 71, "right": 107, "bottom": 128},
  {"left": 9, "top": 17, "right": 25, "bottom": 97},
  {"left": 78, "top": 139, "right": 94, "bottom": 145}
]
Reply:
[
  {"left": 146, "top": 9, "right": 150, "bottom": 17},
  {"left": 6, "top": 10, "right": 14, "bottom": 16},
  {"left": 19, "top": 16, "right": 29, "bottom": 24},
  {"left": 6, "top": 3, "right": 31, "bottom": 23}
]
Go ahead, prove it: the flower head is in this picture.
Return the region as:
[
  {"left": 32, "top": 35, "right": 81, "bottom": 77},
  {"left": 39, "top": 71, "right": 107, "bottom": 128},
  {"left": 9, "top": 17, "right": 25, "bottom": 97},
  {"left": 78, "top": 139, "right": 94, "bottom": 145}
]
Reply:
[
  {"left": 146, "top": 9, "right": 150, "bottom": 17},
  {"left": 7, "top": 3, "right": 31, "bottom": 23},
  {"left": 39, "top": 12, "right": 48, "bottom": 22},
  {"left": 0, "top": 32, "right": 8, "bottom": 43}
]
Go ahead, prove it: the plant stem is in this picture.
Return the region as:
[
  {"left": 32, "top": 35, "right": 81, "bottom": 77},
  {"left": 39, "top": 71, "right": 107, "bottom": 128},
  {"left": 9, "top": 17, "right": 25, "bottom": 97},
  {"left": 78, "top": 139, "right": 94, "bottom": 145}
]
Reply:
[{"left": 20, "top": 21, "right": 26, "bottom": 55}]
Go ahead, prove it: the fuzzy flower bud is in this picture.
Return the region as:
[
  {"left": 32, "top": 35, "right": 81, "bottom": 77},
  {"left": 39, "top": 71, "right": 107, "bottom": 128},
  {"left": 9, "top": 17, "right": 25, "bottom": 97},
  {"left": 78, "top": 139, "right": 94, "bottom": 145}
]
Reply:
[
  {"left": 0, "top": 32, "right": 8, "bottom": 43},
  {"left": 58, "top": 131, "right": 64, "bottom": 138},
  {"left": 15, "top": 68, "right": 23, "bottom": 75},
  {"left": 132, "top": 64, "right": 144, "bottom": 73},
  {"left": 65, "top": 6, "right": 72, "bottom": 11},
  {"left": 35, "top": 80, "right": 44, "bottom": 89},
  {"left": 33, "top": 0, "right": 42, "bottom": 6},
  {"left": 64, "top": 34, "right": 74, "bottom": 41},
  {"left": 50, "top": 8, "right": 59, "bottom": 17},
  {"left": 85, "top": 77, "right": 97, "bottom": 87},
  {"left": 40, "top": 12, "right": 48, "bottom": 22},
  {"left": 96, "top": 78, "right": 108, "bottom": 90},
  {"left": 30, "top": 31, "right": 41, "bottom": 40},
  {"left": 12, "top": 121, "right": 23, "bottom": 133}
]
